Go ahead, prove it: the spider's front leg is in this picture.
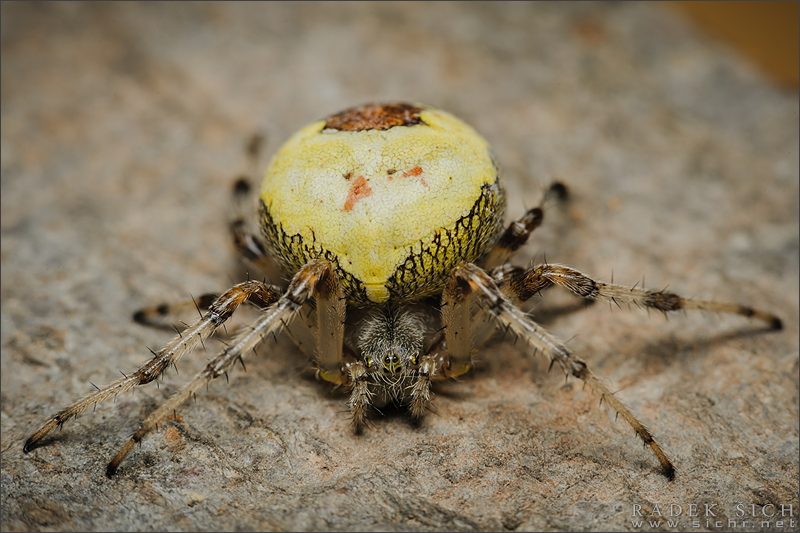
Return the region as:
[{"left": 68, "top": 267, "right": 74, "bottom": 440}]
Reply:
[
  {"left": 23, "top": 279, "right": 283, "bottom": 455},
  {"left": 132, "top": 289, "right": 276, "bottom": 332},
  {"left": 312, "top": 257, "right": 347, "bottom": 387},
  {"left": 401, "top": 276, "right": 486, "bottom": 423},
  {"left": 441, "top": 270, "right": 482, "bottom": 379},
  {"left": 398, "top": 272, "right": 498, "bottom": 422},
  {"left": 453, "top": 262, "right": 676, "bottom": 480},
  {"left": 500, "top": 262, "right": 783, "bottom": 329},
  {"left": 105, "top": 259, "right": 334, "bottom": 476}
]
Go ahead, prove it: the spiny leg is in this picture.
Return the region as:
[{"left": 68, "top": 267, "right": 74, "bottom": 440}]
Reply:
[
  {"left": 23, "top": 280, "right": 282, "bottom": 454},
  {"left": 504, "top": 262, "right": 782, "bottom": 329},
  {"left": 454, "top": 262, "right": 676, "bottom": 479},
  {"left": 481, "top": 181, "right": 568, "bottom": 269},
  {"left": 131, "top": 287, "right": 280, "bottom": 332},
  {"left": 230, "top": 178, "right": 272, "bottom": 269},
  {"left": 106, "top": 259, "right": 333, "bottom": 476}
]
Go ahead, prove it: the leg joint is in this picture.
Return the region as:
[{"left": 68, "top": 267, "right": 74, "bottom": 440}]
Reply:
[
  {"left": 643, "top": 290, "right": 683, "bottom": 312},
  {"left": 570, "top": 359, "right": 588, "bottom": 380}
]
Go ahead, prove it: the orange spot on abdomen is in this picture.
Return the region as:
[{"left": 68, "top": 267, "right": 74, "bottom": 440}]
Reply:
[
  {"left": 400, "top": 165, "right": 428, "bottom": 187},
  {"left": 343, "top": 175, "right": 373, "bottom": 211},
  {"left": 403, "top": 166, "right": 423, "bottom": 177}
]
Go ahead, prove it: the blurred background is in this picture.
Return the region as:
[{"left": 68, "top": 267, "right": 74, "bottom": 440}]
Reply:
[
  {"left": 2, "top": 2, "right": 797, "bottom": 531},
  {"left": 669, "top": 1, "right": 798, "bottom": 89}
]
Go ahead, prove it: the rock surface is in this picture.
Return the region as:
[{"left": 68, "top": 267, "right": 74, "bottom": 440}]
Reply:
[{"left": 1, "top": 3, "right": 797, "bottom": 531}]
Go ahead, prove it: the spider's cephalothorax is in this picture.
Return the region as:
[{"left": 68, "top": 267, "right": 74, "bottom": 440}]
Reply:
[{"left": 24, "top": 102, "right": 783, "bottom": 480}]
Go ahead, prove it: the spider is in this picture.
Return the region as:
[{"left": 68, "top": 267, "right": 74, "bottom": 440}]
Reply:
[{"left": 23, "top": 102, "right": 782, "bottom": 479}]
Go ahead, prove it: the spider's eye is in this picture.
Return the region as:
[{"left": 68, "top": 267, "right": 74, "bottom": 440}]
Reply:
[{"left": 382, "top": 354, "right": 402, "bottom": 374}]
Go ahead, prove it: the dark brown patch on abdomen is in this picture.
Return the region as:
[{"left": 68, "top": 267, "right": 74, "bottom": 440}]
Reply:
[{"left": 325, "top": 102, "right": 423, "bottom": 131}]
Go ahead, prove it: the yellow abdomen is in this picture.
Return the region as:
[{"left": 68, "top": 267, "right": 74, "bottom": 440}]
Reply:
[{"left": 259, "top": 103, "right": 505, "bottom": 304}]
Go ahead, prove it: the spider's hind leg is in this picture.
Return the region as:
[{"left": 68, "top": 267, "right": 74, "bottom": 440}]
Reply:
[
  {"left": 481, "top": 181, "right": 568, "bottom": 269},
  {"left": 131, "top": 289, "right": 281, "bottom": 332},
  {"left": 132, "top": 293, "right": 220, "bottom": 331},
  {"left": 229, "top": 133, "right": 282, "bottom": 277}
]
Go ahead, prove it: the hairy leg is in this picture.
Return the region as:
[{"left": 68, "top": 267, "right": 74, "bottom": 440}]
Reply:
[
  {"left": 454, "top": 262, "right": 676, "bottom": 479},
  {"left": 345, "top": 360, "right": 371, "bottom": 432},
  {"left": 230, "top": 178, "right": 273, "bottom": 269},
  {"left": 409, "top": 353, "right": 441, "bottom": 420},
  {"left": 106, "top": 259, "right": 334, "bottom": 475},
  {"left": 504, "top": 262, "right": 782, "bottom": 329},
  {"left": 23, "top": 280, "right": 282, "bottom": 454}
]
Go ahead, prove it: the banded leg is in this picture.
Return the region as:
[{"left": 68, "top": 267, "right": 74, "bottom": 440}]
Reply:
[
  {"left": 131, "top": 287, "right": 281, "bottom": 332},
  {"left": 106, "top": 259, "right": 333, "bottom": 475},
  {"left": 229, "top": 133, "right": 279, "bottom": 275},
  {"left": 23, "top": 280, "right": 282, "bottom": 454},
  {"left": 230, "top": 178, "right": 272, "bottom": 269},
  {"left": 482, "top": 181, "right": 568, "bottom": 269},
  {"left": 505, "top": 263, "right": 782, "bottom": 329},
  {"left": 454, "top": 262, "right": 676, "bottom": 479},
  {"left": 132, "top": 293, "right": 219, "bottom": 330}
]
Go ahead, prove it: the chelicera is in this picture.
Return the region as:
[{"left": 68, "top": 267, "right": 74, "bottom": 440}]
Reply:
[{"left": 24, "top": 102, "right": 782, "bottom": 478}]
